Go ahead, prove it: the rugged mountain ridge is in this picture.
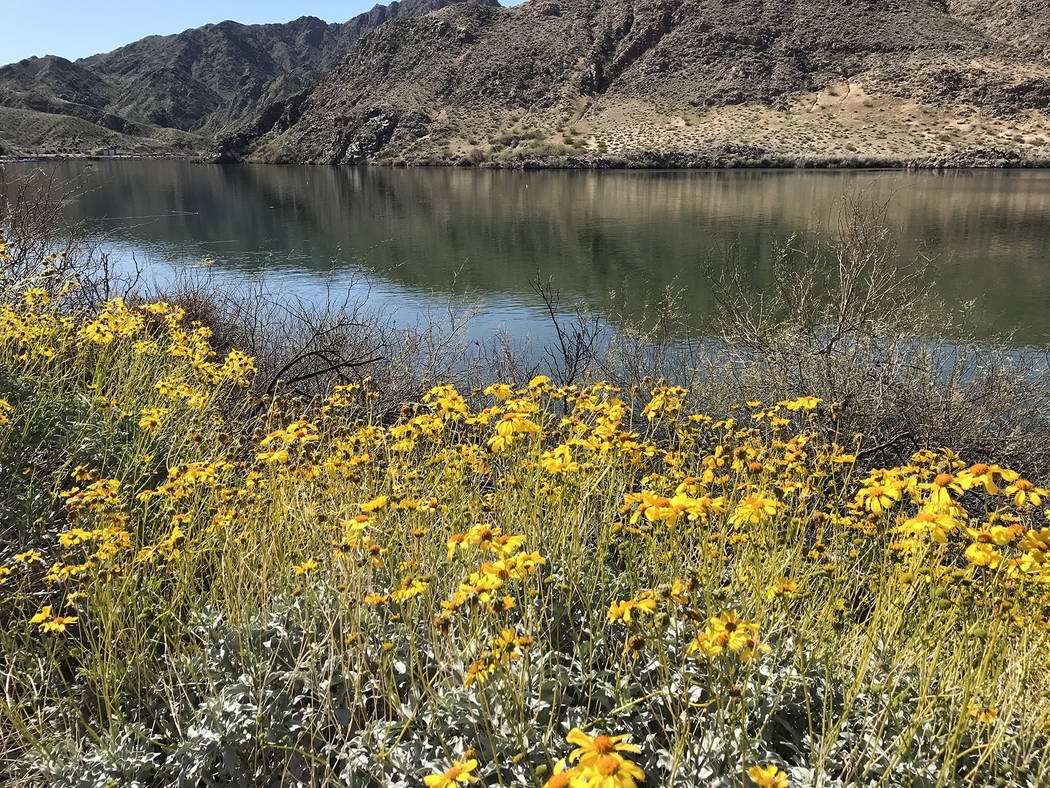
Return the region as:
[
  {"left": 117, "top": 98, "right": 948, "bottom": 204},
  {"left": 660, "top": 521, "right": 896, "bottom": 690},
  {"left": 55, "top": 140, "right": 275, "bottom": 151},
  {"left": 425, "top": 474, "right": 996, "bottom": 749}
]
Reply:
[
  {"left": 243, "top": 0, "right": 1050, "bottom": 167},
  {"left": 0, "top": 0, "right": 498, "bottom": 156},
  {"left": 4, "top": 0, "right": 1050, "bottom": 165}
]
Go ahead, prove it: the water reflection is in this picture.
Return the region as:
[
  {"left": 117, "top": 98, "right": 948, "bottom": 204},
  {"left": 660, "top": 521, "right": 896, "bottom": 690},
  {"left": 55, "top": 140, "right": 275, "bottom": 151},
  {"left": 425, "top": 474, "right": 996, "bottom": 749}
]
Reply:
[{"left": 4, "top": 161, "right": 1050, "bottom": 342}]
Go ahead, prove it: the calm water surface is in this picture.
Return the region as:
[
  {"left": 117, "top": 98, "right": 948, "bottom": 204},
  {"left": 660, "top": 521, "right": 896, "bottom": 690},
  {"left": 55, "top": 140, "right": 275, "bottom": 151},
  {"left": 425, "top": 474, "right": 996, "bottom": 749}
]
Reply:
[{"left": 4, "top": 161, "right": 1050, "bottom": 344}]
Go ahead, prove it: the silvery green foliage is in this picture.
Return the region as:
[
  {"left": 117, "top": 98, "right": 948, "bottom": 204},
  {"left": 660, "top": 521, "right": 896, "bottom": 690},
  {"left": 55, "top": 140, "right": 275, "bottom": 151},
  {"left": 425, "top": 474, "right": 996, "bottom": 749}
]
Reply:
[{"left": 31, "top": 587, "right": 1040, "bottom": 787}]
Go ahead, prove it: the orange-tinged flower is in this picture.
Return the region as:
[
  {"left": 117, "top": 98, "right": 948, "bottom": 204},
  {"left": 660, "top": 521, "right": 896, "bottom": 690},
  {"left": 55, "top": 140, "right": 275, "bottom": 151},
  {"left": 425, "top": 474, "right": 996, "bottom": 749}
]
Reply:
[
  {"left": 543, "top": 759, "right": 585, "bottom": 788},
  {"left": 584, "top": 754, "right": 645, "bottom": 788},
  {"left": 28, "top": 605, "right": 77, "bottom": 633},
  {"left": 958, "top": 463, "right": 1007, "bottom": 494},
  {"left": 391, "top": 577, "right": 428, "bottom": 603},
  {"left": 925, "top": 473, "right": 963, "bottom": 508},
  {"left": 1005, "top": 479, "right": 1047, "bottom": 507},
  {"left": 42, "top": 615, "right": 77, "bottom": 633},
  {"left": 424, "top": 757, "right": 478, "bottom": 787},
  {"left": 766, "top": 577, "right": 799, "bottom": 600},
  {"left": 566, "top": 729, "right": 642, "bottom": 768},
  {"left": 607, "top": 593, "right": 658, "bottom": 623},
  {"left": 968, "top": 702, "right": 998, "bottom": 723},
  {"left": 896, "top": 509, "right": 960, "bottom": 543},
  {"left": 361, "top": 495, "right": 389, "bottom": 512},
  {"left": 707, "top": 610, "right": 759, "bottom": 651},
  {"left": 855, "top": 483, "right": 901, "bottom": 515}
]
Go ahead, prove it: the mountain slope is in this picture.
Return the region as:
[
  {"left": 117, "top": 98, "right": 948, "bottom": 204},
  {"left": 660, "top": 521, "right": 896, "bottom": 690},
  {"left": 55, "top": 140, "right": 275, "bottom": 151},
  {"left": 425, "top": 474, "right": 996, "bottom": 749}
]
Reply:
[
  {"left": 0, "top": 107, "right": 203, "bottom": 158},
  {"left": 947, "top": 0, "right": 1050, "bottom": 59},
  {"left": 247, "top": 0, "right": 1050, "bottom": 167},
  {"left": 0, "top": 0, "right": 498, "bottom": 156}
]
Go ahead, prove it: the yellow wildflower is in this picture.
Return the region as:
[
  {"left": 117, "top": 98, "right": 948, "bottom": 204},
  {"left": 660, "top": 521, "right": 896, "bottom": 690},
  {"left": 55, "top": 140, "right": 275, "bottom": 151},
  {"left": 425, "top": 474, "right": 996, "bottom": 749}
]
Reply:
[
  {"left": 583, "top": 754, "right": 645, "bottom": 788},
  {"left": 748, "top": 764, "right": 789, "bottom": 788},
  {"left": 729, "top": 495, "right": 780, "bottom": 527},
  {"left": 424, "top": 757, "right": 478, "bottom": 787},
  {"left": 566, "top": 729, "right": 642, "bottom": 769},
  {"left": 968, "top": 702, "right": 998, "bottom": 723}
]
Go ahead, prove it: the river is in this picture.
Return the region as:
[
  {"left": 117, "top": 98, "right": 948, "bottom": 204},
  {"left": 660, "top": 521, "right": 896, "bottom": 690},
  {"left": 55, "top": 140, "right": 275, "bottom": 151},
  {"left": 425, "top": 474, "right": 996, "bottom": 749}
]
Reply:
[{"left": 4, "top": 161, "right": 1050, "bottom": 345}]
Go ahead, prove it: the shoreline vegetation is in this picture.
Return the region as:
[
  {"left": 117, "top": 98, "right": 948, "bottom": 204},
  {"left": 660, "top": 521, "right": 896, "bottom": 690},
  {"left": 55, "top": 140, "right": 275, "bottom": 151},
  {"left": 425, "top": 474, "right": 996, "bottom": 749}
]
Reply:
[{"left": 1, "top": 171, "right": 1050, "bottom": 786}]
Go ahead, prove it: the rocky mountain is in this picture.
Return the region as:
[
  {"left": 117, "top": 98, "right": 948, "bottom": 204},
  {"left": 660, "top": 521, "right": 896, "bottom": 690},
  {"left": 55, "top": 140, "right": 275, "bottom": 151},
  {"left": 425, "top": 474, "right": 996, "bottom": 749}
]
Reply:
[
  {"left": 0, "top": 0, "right": 498, "bottom": 156},
  {"left": 4, "top": 0, "right": 1050, "bottom": 166},
  {"left": 946, "top": 1, "right": 1050, "bottom": 59},
  {"left": 242, "top": 0, "right": 1050, "bottom": 167}
]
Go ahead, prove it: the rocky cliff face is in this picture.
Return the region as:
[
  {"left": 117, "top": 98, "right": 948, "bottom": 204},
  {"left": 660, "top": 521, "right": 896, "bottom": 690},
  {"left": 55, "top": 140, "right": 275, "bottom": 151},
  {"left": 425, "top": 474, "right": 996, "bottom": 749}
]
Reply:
[
  {"left": 0, "top": 0, "right": 498, "bottom": 155},
  {"left": 946, "top": 0, "right": 1050, "bottom": 59},
  {"left": 245, "top": 0, "right": 1050, "bottom": 167}
]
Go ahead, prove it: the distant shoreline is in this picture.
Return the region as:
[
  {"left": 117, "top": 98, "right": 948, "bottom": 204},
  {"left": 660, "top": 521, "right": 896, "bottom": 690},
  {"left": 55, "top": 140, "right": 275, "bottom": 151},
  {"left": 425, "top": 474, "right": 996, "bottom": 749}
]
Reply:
[{"left": 4, "top": 150, "right": 1050, "bottom": 170}]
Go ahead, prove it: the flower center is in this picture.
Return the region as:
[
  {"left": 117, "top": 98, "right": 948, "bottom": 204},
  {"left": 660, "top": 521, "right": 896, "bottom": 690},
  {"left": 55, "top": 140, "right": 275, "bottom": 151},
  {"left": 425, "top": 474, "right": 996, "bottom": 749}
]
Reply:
[
  {"left": 595, "top": 755, "right": 621, "bottom": 776},
  {"left": 593, "top": 735, "right": 615, "bottom": 755}
]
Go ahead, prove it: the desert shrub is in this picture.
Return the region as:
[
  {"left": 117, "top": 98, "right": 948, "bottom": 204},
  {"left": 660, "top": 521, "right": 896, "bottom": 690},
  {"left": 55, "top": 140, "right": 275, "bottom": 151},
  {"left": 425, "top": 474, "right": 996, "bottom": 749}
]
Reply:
[
  {"left": 0, "top": 274, "right": 1048, "bottom": 785},
  {"left": 0, "top": 370, "right": 116, "bottom": 545},
  {"left": 549, "top": 199, "right": 1050, "bottom": 478},
  {"left": 2, "top": 176, "right": 1050, "bottom": 786}
]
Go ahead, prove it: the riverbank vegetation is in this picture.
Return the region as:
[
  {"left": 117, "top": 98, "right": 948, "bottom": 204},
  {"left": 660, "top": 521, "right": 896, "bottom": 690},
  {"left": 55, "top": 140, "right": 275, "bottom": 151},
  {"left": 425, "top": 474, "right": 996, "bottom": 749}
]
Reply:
[{"left": 1, "top": 174, "right": 1049, "bottom": 786}]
